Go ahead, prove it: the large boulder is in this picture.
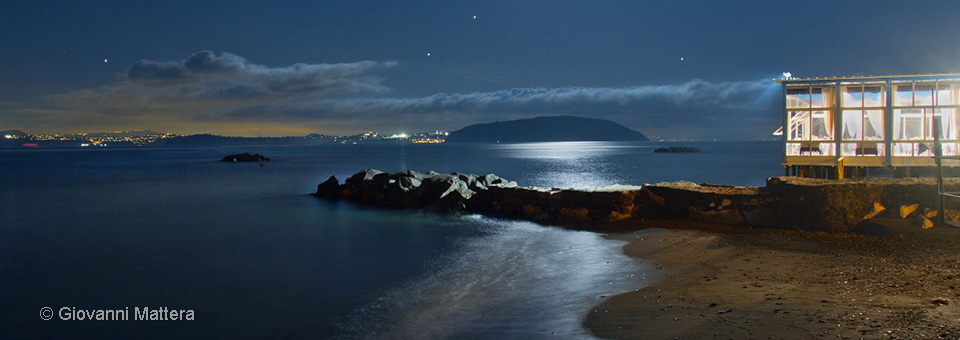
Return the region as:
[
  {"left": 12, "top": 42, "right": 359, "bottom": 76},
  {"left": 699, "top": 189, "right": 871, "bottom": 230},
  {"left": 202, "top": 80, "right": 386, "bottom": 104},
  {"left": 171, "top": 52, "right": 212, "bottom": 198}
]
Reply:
[{"left": 315, "top": 176, "right": 340, "bottom": 199}]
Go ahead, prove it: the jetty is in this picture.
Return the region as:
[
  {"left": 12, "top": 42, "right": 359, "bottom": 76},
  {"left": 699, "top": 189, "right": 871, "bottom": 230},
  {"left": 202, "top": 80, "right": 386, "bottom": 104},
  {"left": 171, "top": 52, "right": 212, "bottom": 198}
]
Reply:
[{"left": 317, "top": 169, "right": 960, "bottom": 233}]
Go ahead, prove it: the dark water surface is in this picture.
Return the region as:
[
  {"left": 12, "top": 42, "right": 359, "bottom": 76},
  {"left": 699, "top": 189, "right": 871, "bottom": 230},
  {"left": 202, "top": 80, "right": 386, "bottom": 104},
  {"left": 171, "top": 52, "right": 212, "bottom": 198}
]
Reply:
[{"left": 1, "top": 141, "right": 780, "bottom": 339}]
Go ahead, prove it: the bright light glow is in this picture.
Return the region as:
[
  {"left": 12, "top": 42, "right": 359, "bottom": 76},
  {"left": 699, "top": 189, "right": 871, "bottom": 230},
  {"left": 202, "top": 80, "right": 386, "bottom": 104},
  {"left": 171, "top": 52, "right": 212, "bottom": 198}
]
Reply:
[
  {"left": 3, "top": 135, "right": 11, "bottom": 139},
  {"left": 782, "top": 72, "right": 792, "bottom": 79}
]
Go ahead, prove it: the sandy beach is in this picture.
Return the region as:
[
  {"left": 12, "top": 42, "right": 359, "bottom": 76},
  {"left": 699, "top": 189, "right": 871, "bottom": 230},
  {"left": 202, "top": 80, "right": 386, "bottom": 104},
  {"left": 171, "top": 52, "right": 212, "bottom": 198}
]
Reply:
[{"left": 585, "top": 219, "right": 960, "bottom": 339}]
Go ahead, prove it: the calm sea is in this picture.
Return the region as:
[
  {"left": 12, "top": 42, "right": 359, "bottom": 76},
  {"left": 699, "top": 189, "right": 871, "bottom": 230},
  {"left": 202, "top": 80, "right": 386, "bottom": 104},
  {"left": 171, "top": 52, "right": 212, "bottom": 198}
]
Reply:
[{"left": 0, "top": 141, "right": 781, "bottom": 339}]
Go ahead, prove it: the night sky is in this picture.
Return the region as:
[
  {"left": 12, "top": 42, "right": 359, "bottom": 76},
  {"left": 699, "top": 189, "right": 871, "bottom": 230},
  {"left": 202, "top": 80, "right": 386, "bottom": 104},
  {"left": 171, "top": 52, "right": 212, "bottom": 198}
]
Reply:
[{"left": 3, "top": 0, "right": 960, "bottom": 139}]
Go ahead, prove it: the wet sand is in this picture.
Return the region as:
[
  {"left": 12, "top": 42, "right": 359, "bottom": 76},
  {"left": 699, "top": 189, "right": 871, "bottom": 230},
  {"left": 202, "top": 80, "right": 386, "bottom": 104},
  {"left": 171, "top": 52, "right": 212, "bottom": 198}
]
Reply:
[{"left": 584, "top": 218, "right": 960, "bottom": 339}]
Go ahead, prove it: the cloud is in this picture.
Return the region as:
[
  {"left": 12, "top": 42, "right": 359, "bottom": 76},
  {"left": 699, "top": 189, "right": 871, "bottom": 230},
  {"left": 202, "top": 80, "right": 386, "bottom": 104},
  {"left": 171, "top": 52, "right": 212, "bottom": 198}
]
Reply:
[
  {"left": 277, "top": 79, "right": 782, "bottom": 138},
  {"left": 325, "top": 79, "right": 773, "bottom": 114},
  {"left": 54, "top": 51, "right": 395, "bottom": 111},
  {"left": 38, "top": 50, "right": 780, "bottom": 138}
]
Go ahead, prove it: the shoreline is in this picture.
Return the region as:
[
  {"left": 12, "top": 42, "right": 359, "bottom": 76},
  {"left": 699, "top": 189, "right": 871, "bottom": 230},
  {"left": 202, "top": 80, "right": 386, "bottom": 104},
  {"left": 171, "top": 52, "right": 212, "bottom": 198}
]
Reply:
[
  {"left": 584, "top": 221, "right": 960, "bottom": 339},
  {"left": 314, "top": 169, "right": 960, "bottom": 338}
]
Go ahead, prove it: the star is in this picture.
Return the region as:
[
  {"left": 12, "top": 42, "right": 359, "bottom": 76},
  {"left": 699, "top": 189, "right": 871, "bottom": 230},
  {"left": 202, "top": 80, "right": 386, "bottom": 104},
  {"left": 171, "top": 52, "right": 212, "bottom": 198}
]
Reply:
[
  {"left": 426, "top": 52, "right": 431, "bottom": 57},
  {"left": 103, "top": 59, "right": 108, "bottom": 63},
  {"left": 472, "top": 15, "right": 477, "bottom": 19},
  {"left": 680, "top": 57, "right": 684, "bottom": 61}
]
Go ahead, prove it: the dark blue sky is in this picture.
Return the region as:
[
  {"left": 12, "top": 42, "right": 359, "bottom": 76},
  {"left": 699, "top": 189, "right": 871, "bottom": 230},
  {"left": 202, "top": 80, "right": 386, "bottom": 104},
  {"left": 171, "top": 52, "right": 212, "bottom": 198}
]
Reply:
[{"left": 3, "top": 0, "right": 960, "bottom": 138}]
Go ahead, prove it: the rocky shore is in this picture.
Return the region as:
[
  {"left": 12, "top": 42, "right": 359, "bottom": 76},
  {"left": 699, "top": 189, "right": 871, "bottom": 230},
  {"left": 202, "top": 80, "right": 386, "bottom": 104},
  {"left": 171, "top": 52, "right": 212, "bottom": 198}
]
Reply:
[
  {"left": 317, "top": 169, "right": 960, "bottom": 233},
  {"left": 315, "top": 169, "right": 960, "bottom": 339}
]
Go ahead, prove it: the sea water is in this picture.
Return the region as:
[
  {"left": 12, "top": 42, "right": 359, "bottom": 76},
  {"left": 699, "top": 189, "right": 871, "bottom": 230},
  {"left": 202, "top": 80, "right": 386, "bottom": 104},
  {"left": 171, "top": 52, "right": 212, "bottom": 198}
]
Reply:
[{"left": 0, "top": 141, "right": 781, "bottom": 339}]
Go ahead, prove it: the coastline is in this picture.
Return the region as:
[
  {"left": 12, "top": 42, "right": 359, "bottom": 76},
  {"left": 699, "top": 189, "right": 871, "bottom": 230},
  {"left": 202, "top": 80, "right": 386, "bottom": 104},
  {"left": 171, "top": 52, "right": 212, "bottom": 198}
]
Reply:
[{"left": 585, "top": 220, "right": 960, "bottom": 339}]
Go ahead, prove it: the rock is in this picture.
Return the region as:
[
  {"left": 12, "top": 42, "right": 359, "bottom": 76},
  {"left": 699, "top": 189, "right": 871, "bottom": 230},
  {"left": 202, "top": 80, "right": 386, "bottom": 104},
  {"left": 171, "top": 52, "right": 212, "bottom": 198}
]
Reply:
[
  {"left": 932, "top": 297, "right": 951, "bottom": 305},
  {"left": 721, "top": 199, "right": 732, "bottom": 207},
  {"left": 744, "top": 208, "right": 776, "bottom": 227},
  {"left": 863, "top": 202, "right": 885, "bottom": 220},
  {"left": 221, "top": 153, "right": 270, "bottom": 162},
  {"left": 422, "top": 175, "right": 476, "bottom": 200},
  {"left": 899, "top": 204, "right": 919, "bottom": 218},
  {"left": 919, "top": 215, "right": 935, "bottom": 229},
  {"left": 315, "top": 176, "right": 340, "bottom": 199},
  {"left": 397, "top": 175, "right": 422, "bottom": 192},
  {"left": 347, "top": 169, "right": 383, "bottom": 183},
  {"left": 688, "top": 207, "right": 744, "bottom": 225},
  {"left": 947, "top": 209, "right": 960, "bottom": 221},
  {"left": 559, "top": 207, "right": 591, "bottom": 221},
  {"left": 654, "top": 146, "right": 701, "bottom": 153}
]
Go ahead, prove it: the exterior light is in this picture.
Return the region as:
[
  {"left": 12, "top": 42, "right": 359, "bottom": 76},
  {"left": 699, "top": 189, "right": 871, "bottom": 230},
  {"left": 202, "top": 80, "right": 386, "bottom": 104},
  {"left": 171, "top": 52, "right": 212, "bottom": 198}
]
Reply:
[{"left": 782, "top": 72, "right": 792, "bottom": 79}]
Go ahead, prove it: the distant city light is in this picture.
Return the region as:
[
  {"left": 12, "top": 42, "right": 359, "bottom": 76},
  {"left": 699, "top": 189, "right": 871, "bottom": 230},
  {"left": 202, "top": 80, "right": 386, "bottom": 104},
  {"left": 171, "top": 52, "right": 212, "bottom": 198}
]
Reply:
[{"left": 3, "top": 135, "right": 12, "bottom": 139}]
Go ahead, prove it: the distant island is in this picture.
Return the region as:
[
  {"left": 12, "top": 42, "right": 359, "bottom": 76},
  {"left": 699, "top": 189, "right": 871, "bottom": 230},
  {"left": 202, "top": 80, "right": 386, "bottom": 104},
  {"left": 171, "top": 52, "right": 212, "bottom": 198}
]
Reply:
[
  {"left": 445, "top": 116, "right": 648, "bottom": 143},
  {"left": 654, "top": 146, "right": 700, "bottom": 153}
]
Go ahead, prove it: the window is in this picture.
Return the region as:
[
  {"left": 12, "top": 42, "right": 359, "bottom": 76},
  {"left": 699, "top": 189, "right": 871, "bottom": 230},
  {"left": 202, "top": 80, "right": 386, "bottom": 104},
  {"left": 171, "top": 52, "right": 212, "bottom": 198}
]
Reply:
[
  {"left": 915, "top": 84, "right": 934, "bottom": 106},
  {"left": 864, "top": 110, "right": 883, "bottom": 140},
  {"left": 810, "top": 87, "right": 833, "bottom": 108},
  {"left": 786, "top": 86, "right": 834, "bottom": 144},
  {"left": 863, "top": 86, "right": 883, "bottom": 107},
  {"left": 938, "top": 84, "right": 954, "bottom": 105},
  {"left": 895, "top": 85, "right": 913, "bottom": 106},
  {"left": 894, "top": 109, "right": 923, "bottom": 140},
  {"left": 841, "top": 109, "right": 883, "bottom": 157},
  {"left": 842, "top": 87, "right": 862, "bottom": 108},
  {"left": 925, "top": 108, "right": 957, "bottom": 140},
  {"left": 788, "top": 111, "right": 809, "bottom": 141},
  {"left": 811, "top": 111, "right": 832, "bottom": 140},
  {"left": 786, "top": 88, "right": 810, "bottom": 108},
  {"left": 842, "top": 110, "right": 862, "bottom": 140}
]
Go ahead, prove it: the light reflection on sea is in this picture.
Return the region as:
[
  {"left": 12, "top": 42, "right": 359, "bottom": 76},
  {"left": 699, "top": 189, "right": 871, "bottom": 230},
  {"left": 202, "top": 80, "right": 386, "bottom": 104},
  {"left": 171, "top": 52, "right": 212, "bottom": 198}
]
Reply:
[
  {"left": 335, "top": 216, "right": 649, "bottom": 340},
  {"left": 482, "top": 142, "right": 643, "bottom": 189}
]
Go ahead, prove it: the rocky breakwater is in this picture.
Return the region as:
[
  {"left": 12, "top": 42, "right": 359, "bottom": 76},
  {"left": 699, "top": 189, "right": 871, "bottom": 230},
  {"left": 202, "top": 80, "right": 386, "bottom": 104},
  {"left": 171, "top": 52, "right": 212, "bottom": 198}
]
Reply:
[
  {"left": 316, "top": 169, "right": 650, "bottom": 224},
  {"left": 316, "top": 169, "right": 960, "bottom": 233}
]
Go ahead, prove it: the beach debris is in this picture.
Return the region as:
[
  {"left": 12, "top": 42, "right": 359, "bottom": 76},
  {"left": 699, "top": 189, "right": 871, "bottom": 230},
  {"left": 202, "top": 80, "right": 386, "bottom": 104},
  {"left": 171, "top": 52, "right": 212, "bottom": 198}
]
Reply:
[
  {"left": 717, "top": 308, "right": 732, "bottom": 314},
  {"left": 931, "top": 297, "right": 950, "bottom": 305},
  {"left": 863, "top": 202, "right": 885, "bottom": 220},
  {"left": 899, "top": 204, "right": 919, "bottom": 218}
]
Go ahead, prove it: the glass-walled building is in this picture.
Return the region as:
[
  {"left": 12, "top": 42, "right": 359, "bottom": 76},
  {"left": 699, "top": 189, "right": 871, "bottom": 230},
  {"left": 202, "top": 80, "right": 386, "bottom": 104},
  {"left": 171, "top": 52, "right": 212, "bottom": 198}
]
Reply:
[{"left": 777, "top": 73, "right": 960, "bottom": 178}]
